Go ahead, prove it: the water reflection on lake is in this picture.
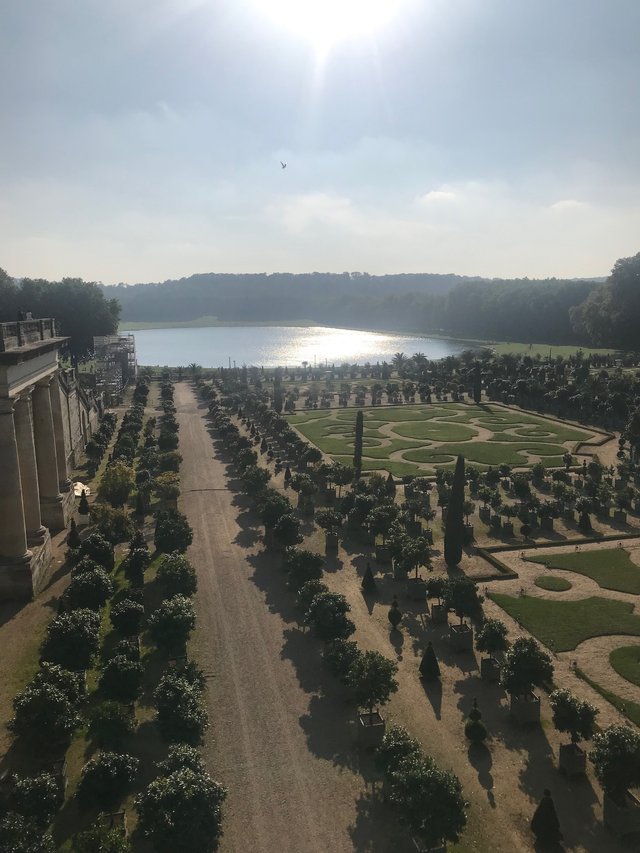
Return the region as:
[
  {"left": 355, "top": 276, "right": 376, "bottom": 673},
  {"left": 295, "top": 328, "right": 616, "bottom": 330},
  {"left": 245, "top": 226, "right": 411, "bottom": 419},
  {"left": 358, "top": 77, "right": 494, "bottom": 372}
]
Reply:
[{"left": 129, "top": 325, "right": 470, "bottom": 368}]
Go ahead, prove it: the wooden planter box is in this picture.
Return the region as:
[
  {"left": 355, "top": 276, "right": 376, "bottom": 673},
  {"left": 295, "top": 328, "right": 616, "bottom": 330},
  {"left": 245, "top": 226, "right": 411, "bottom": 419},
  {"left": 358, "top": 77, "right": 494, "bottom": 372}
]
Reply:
[
  {"left": 325, "top": 532, "right": 339, "bottom": 554},
  {"left": 357, "top": 710, "right": 386, "bottom": 748},
  {"left": 412, "top": 838, "right": 446, "bottom": 853},
  {"left": 559, "top": 742, "right": 587, "bottom": 776},
  {"left": 77, "top": 512, "right": 90, "bottom": 527},
  {"left": 424, "top": 529, "right": 433, "bottom": 546},
  {"left": 406, "top": 577, "right": 427, "bottom": 601},
  {"left": 510, "top": 692, "right": 541, "bottom": 724},
  {"left": 614, "top": 510, "right": 628, "bottom": 524},
  {"left": 463, "top": 523, "right": 474, "bottom": 544},
  {"left": 603, "top": 791, "right": 640, "bottom": 837},
  {"left": 376, "top": 545, "right": 392, "bottom": 565},
  {"left": 540, "top": 516, "right": 554, "bottom": 531},
  {"left": 480, "top": 656, "right": 501, "bottom": 682},
  {"left": 322, "top": 487, "right": 336, "bottom": 506},
  {"left": 449, "top": 623, "right": 473, "bottom": 652},
  {"left": 502, "top": 521, "right": 514, "bottom": 536},
  {"left": 563, "top": 508, "right": 575, "bottom": 521},
  {"left": 431, "top": 604, "right": 448, "bottom": 624},
  {"left": 490, "top": 515, "right": 502, "bottom": 529},
  {"left": 479, "top": 507, "right": 491, "bottom": 524}
]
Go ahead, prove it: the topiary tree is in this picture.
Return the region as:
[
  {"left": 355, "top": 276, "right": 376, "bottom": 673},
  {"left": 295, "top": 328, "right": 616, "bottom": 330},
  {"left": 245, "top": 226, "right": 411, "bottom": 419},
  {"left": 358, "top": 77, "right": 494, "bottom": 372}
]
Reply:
[
  {"left": 41, "top": 609, "right": 101, "bottom": 670},
  {"left": 361, "top": 563, "right": 377, "bottom": 594},
  {"left": 78, "top": 490, "right": 90, "bottom": 516},
  {"left": 100, "top": 655, "right": 144, "bottom": 703},
  {"left": 135, "top": 768, "right": 227, "bottom": 853},
  {"left": 67, "top": 518, "right": 81, "bottom": 549},
  {"left": 272, "top": 513, "right": 302, "bottom": 551},
  {"left": 154, "top": 509, "right": 193, "bottom": 554},
  {"left": 148, "top": 595, "right": 196, "bottom": 654},
  {"left": 304, "top": 591, "right": 355, "bottom": 643},
  {"left": 419, "top": 642, "right": 440, "bottom": 681},
  {"left": 464, "top": 699, "right": 487, "bottom": 744},
  {"left": 374, "top": 725, "right": 422, "bottom": 778},
  {"left": 9, "top": 772, "right": 62, "bottom": 828},
  {"left": 64, "top": 568, "right": 114, "bottom": 612},
  {"left": 444, "top": 455, "right": 465, "bottom": 568},
  {"left": 123, "top": 547, "right": 151, "bottom": 587},
  {"left": 98, "top": 462, "right": 135, "bottom": 508},
  {"left": 76, "top": 752, "right": 139, "bottom": 811},
  {"left": 88, "top": 701, "right": 135, "bottom": 749},
  {"left": 346, "top": 650, "right": 399, "bottom": 718},
  {"left": 388, "top": 596, "right": 402, "bottom": 630},
  {"left": 590, "top": 724, "right": 640, "bottom": 804},
  {"left": 157, "top": 552, "right": 198, "bottom": 598},
  {"left": 258, "top": 490, "right": 292, "bottom": 529},
  {"left": 353, "top": 410, "right": 364, "bottom": 479},
  {"left": 530, "top": 789, "right": 562, "bottom": 847},
  {"left": 549, "top": 688, "right": 598, "bottom": 745},
  {"left": 297, "top": 579, "right": 329, "bottom": 614},
  {"left": 389, "top": 755, "right": 467, "bottom": 849},
  {"left": 71, "top": 824, "right": 132, "bottom": 853},
  {"left": 501, "top": 637, "right": 554, "bottom": 698},
  {"left": 29, "top": 661, "right": 85, "bottom": 705},
  {"left": 315, "top": 509, "right": 343, "bottom": 535},
  {"left": 90, "top": 505, "right": 135, "bottom": 545},
  {"left": 284, "top": 549, "right": 324, "bottom": 592},
  {"left": 475, "top": 618, "right": 508, "bottom": 659},
  {"left": 110, "top": 598, "right": 144, "bottom": 636}
]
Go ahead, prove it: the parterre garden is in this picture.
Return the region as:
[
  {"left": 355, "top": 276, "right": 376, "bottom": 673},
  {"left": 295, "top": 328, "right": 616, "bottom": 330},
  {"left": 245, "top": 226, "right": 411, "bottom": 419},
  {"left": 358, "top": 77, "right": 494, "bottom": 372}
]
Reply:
[{"left": 287, "top": 402, "right": 601, "bottom": 477}]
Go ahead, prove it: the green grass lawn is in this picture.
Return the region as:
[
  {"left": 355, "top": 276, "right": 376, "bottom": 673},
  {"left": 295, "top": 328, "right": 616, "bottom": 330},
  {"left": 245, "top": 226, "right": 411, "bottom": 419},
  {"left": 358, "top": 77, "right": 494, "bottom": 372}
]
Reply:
[
  {"left": 575, "top": 666, "right": 640, "bottom": 728},
  {"left": 489, "top": 593, "right": 640, "bottom": 651},
  {"left": 528, "top": 548, "right": 640, "bottom": 594},
  {"left": 287, "top": 402, "right": 597, "bottom": 476},
  {"left": 534, "top": 575, "right": 572, "bottom": 592},
  {"left": 609, "top": 645, "right": 640, "bottom": 688}
]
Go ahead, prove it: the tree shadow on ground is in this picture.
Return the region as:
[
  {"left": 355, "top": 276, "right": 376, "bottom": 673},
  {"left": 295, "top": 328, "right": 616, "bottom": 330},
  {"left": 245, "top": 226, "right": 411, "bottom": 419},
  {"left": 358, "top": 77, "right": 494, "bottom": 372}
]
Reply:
[
  {"left": 420, "top": 677, "right": 443, "bottom": 720},
  {"left": 468, "top": 742, "right": 496, "bottom": 808},
  {"left": 348, "top": 786, "right": 416, "bottom": 853},
  {"left": 299, "top": 693, "right": 373, "bottom": 776},
  {"left": 323, "top": 554, "right": 345, "bottom": 574},
  {"left": 233, "top": 527, "right": 261, "bottom": 548},
  {"left": 389, "top": 628, "right": 404, "bottom": 661},
  {"left": 245, "top": 551, "right": 301, "bottom": 627}
]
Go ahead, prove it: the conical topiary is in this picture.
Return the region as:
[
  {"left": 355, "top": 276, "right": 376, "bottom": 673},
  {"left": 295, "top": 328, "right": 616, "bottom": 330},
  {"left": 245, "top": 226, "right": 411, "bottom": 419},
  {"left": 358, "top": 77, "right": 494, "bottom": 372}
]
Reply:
[
  {"left": 531, "top": 789, "right": 562, "bottom": 846},
  {"left": 361, "top": 562, "right": 377, "bottom": 595},
  {"left": 385, "top": 471, "right": 396, "bottom": 496},
  {"left": 135, "top": 492, "right": 145, "bottom": 518},
  {"left": 419, "top": 641, "right": 440, "bottom": 681},
  {"left": 465, "top": 698, "right": 487, "bottom": 743},
  {"left": 78, "top": 490, "right": 90, "bottom": 516},
  {"left": 444, "top": 454, "right": 465, "bottom": 568},
  {"left": 67, "top": 518, "right": 81, "bottom": 549},
  {"left": 388, "top": 596, "right": 402, "bottom": 630},
  {"left": 284, "top": 466, "right": 292, "bottom": 484}
]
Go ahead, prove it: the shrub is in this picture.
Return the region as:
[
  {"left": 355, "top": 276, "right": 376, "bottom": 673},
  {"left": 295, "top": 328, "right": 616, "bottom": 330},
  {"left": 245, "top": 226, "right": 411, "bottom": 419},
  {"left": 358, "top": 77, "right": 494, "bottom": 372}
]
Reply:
[
  {"left": 77, "top": 752, "right": 139, "bottom": 811},
  {"left": 590, "top": 724, "right": 640, "bottom": 802},
  {"left": 159, "top": 451, "right": 183, "bottom": 472},
  {"left": 475, "top": 618, "right": 508, "bottom": 657},
  {"left": 346, "top": 650, "right": 398, "bottom": 715},
  {"left": 158, "top": 430, "right": 179, "bottom": 452},
  {"left": 88, "top": 701, "right": 135, "bottom": 749},
  {"left": 464, "top": 699, "right": 487, "bottom": 744},
  {"left": 64, "top": 568, "right": 113, "bottom": 611},
  {"left": 110, "top": 599, "right": 145, "bottom": 636},
  {"left": 100, "top": 655, "right": 144, "bottom": 703},
  {"left": 323, "top": 640, "right": 362, "bottom": 684},
  {"left": 41, "top": 609, "right": 100, "bottom": 670},
  {"left": 157, "top": 552, "right": 198, "bottom": 598},
  {"left": 148, "top": 596, "right": 196, "bottom": 653},
  {"left": 156, "top": 744, "right": 206, "bottom": 775},
  {"left": 98, "top": 462, "right": 135, "bottom": 508},
  {"left": 113, "top": 637, "right": 141, "bottom": 661},
  {"left": 284, "top": 549, "right": 324, "bottom": 592},
  {"left": 549, "top": 688, "right": 598, "bottom": 744},
  {"left": 154, "top": 509, "right": 193, "bottom": 554},
  {"left": 90, "top": 505, "right": 134, "bottom": 544},
  {"left": 304, "top": 591, "right": 355, "bottom": 643},
  {"left": 375, "top": 725, "right": 422, "bottom": 778},
  {"left": 135, "top": 768, "right": 227, "bottom": 853},
  {"left": 30, "top": 661, "right": 85, "bottom": 704},
  {"left": 72, "top": 824, "right": 131, "bottom": 853},
  {"left": 0, "top": 812, "right": 55, "bottom": 853},
  {"left": 297, "top": 580, "right": 329, "bottom": 613},
  {"left": 9, "top": 772, "right": 62, "bottom": 828},
  {"left": 11, "top": 682, "right": 80, "bottom": 746},
  {"left": 71, "top": 556, "right": 103, "bottom": 578},
  {"left": 122, "top": 547, "right": 151, "bottom": 586},
  {"left": 152, "top": 472, "right": 181, "bottom": 502},
  {"left": 78, "top": 533, "right": 115, "bottom": 571},
  {"left": 501, "top": 637, "right": 554, "bottom": 698},
  {"left": 154, "top": 673, "right": 208, "bottom": 745}
]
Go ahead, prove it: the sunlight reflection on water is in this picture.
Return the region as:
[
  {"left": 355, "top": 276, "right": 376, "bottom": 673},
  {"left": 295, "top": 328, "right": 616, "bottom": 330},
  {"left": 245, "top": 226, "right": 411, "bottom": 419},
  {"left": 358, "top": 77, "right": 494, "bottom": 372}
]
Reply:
[{"left": 130, "top": 325, "right": 469, "bottom": 368}]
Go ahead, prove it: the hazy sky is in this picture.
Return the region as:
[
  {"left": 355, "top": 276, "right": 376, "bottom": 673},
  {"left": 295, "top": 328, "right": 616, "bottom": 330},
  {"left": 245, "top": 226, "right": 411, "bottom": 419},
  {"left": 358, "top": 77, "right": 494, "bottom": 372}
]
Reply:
[{"left": 2, "top": 0, "right": 639, "bottom": 283}]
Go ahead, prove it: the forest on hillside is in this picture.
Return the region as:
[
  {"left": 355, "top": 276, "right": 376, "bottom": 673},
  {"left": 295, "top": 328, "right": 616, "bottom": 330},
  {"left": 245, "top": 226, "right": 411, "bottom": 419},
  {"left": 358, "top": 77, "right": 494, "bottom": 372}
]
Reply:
[{"left": 107, "top": 272, "right": 599, "bottom": 345}]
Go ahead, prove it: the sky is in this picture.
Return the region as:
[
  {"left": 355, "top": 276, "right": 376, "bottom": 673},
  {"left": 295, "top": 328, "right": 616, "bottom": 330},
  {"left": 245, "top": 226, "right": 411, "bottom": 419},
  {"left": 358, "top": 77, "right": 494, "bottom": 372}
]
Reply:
[{"left": 1, "top": 0, "right": 639, "bottom": 283}]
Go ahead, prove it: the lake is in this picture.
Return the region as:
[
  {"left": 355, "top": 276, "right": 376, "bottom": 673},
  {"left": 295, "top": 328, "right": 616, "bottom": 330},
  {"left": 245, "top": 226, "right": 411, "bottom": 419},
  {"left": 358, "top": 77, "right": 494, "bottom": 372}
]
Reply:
[{"left": 128, "top": 325, "right": 472, "bottom": 368}]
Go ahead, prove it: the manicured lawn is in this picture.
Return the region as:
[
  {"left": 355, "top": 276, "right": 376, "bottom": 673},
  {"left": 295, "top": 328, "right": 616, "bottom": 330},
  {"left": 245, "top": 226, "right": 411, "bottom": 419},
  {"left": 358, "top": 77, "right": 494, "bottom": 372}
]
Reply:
[
  {"left": 489, "top": 593, "right": 640, "bottom": 652},
  {"left": 287, "top": 402, "right": 597, "bottom": 476},
  {"left": 528, "top": 548, "right": 640, "bottom": 594},
  {"left": 609, "top": 645, "right": 640, "bottom": 688},
  {"left": 575, "top": 666, "right": 640, "bottom": 728},
  {"left": 534, "top": 575, "right": 572, "bottom": 592}
]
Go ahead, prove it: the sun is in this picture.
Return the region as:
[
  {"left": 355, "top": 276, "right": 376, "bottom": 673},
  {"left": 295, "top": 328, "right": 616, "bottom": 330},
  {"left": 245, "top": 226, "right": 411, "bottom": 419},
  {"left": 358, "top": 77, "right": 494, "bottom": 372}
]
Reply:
[{"left": 256, "top": 0, "right": 403, "bottom": 56}]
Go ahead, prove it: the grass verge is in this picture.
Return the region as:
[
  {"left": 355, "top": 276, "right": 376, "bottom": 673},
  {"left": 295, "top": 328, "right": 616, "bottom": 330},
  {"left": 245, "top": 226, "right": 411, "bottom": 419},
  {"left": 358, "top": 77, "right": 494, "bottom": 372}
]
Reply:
[
  {"left": 575, "top": 666, "right": 640, "bottom": 728},
  {"left": 528, "top": 548, "right": 640, "bottom": 595}
]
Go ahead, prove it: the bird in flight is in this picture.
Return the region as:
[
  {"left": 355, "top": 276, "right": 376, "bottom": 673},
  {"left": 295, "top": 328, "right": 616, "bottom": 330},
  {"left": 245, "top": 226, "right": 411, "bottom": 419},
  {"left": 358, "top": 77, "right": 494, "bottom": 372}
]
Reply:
[{"left": 280, "top": 161, "right": 287, "bottom": 169}]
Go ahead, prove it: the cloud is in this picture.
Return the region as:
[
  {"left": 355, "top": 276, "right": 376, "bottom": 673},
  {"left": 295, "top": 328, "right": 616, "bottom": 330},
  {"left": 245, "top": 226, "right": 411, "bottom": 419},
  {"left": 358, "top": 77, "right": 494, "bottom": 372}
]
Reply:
[
  {"left": 550, "top": 199, "right": 589, "bottom": 213},
  {"left": 416, "top": 189, "right": 457, "bottom": 205}
]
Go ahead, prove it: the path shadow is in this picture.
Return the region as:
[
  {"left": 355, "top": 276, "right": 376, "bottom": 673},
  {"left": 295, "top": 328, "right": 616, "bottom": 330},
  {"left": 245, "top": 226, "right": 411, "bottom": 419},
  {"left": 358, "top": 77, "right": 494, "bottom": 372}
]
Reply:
[
  {"left": 348, "top": 786, "right": 415, "bottom": 853},
  {"left": 299, "top": 693, "right": 369, "bottom": 775},
  {"left": 468, "top": 742, "right": 496, "bottom": 808},
  {"left": 389, "top": 628, "right": 404, "bottom": 661}
]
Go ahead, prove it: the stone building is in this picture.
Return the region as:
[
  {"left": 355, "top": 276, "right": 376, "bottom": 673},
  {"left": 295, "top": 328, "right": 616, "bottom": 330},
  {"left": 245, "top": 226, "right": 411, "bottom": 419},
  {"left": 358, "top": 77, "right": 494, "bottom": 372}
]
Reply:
[{"left": 0, "top": 319, "right": 100, "bottom": 600}]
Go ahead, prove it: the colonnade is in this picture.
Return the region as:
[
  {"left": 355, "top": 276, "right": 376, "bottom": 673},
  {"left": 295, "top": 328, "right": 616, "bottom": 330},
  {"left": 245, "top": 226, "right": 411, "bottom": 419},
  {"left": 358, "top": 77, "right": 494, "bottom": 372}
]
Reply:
[{"left": 0, "top": 373, "right": 70, "bottom": 566}]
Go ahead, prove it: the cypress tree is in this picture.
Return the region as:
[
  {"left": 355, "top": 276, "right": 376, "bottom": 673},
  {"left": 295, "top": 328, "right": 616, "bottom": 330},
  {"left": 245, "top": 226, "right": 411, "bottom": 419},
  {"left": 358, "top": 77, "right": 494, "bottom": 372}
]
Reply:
[
  {"left": 473, "top": 362, "right": 482, "bottom": 404},
  {"left": 444, "top": 455, "right": 465, "bottom": 568},
  {"left": 353, "top": 411, "right": 364, "bottom": 480},
  {"left": 419, "top": 641, "right": 440, "bottom": 680}
]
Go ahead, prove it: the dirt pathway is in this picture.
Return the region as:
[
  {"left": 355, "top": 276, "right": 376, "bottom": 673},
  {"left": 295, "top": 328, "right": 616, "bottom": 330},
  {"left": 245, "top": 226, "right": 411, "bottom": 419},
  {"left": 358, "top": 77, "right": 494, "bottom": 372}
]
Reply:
[{"left": 176, "top": 383, "right": 404, "bottom": 853}]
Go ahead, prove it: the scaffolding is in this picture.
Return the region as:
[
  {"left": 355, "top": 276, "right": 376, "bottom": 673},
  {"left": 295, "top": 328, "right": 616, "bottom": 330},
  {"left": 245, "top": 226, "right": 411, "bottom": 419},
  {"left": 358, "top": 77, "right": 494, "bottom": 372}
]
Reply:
[{"left": 93, "top": 333, "right": 137, "bottom": 405}]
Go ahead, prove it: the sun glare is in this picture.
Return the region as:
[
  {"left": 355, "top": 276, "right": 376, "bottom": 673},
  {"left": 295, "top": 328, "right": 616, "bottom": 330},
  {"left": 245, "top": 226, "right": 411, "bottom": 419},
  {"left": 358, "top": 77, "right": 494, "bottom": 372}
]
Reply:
[{"left": 256, "top": 0, "right": 402, "bottom": 55}]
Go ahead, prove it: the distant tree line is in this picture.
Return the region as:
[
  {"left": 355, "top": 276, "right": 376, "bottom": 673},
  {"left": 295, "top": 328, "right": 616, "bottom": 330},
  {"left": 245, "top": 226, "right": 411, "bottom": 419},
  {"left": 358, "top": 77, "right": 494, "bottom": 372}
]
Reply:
[{"left": 0, "top": 270, "right": 120, "bottom": 358}]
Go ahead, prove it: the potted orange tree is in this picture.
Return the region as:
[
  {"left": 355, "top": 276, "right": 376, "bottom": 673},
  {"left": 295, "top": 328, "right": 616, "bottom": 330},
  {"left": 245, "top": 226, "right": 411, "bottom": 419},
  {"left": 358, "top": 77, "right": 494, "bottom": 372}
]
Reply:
[
  {"left": 501, "top": 637, "right": 553, "bottom": 724},
  {"left": 549, "top": 688, "right": 598, "bottom": 776}
]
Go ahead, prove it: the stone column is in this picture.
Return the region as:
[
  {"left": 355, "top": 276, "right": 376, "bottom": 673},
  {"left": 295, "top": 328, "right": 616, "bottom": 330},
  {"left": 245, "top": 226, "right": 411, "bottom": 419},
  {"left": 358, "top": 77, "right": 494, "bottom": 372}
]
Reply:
[
  {"left": 14, "top": 392, "right": 47, "bottom": 545},
  {"left": 0, "top": 400, "right": 31, "bottom": 563},
  {"left": 49, "top": 373, "right": 71, "bottom": 492},
  {"left": 33, "top": 378, "right": 64, "bottom": 530}
]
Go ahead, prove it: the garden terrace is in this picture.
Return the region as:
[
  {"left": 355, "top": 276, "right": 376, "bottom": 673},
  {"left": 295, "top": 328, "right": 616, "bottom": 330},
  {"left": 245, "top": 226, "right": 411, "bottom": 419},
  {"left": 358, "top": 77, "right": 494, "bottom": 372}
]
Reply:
[{"left": 286, "top": 402, "right": 602, "bottom": 477}]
